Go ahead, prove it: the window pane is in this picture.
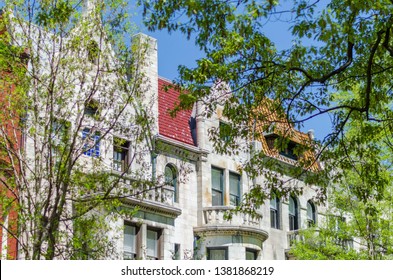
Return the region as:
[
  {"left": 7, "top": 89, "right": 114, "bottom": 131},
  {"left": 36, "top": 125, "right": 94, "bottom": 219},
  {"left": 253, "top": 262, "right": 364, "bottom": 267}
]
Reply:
[
  {"left": 124, "top": 224, "right": 136, "bottom": 259},
  {"left": 229, "top": 173, "right": 240, "bottom": 206},
  {"left": 307, "top": 202, "right": 312, "bottom": 219},
  {"left": 165, "top": 166, "right": 174, "bottom": 185},
  {"left": 270, "top": 209, "right": 278, "bottom": 229},
  {"left": 82, "top": 128, "right": 100, "bottom": 157},
  {"left": 211, "top": 167, "right": 223, "bottom": 206},
  {"left": 211, "top": 168, "right": 223, "bottom": 191},
  {"left": 165, "top": 165, "right": 178, "bottom": 202},
  {"left": 270, "top": 197, "right": 277, "bottom": 210},
  {"left": 113, "top": 138, "right": 129, "bottom": 172},
  {"left": 219, "top": 122, "right": 231, "bottom": 142},
  {"left": 147, "top": 229, "right": 158, "bottom": 260},
  {"left": 289, "top": 196, "right": 298, "bottom": 230},
  {"left": 289, "top": 215, "right": 295, "bottom": 231},
  {"left": 307, "top": 201, "right": 316, "bottom": 226},
  {"left": 208, "top": 248, "right": 227, "bottom": 260},
  {"left": 212, "top": 189, "right": 223, "bottom": 206},
  {"left": 174, "top": 244, "right": 180, "bottom": 260},
  {"left": 246, "top": 249, "right": 257, "bottom": 260},
  {"left": 289, "top": 197, "right": 295, "bottom": 215},
  {"left": 270, "top": 196, "right": 280, "bottom": 229}
]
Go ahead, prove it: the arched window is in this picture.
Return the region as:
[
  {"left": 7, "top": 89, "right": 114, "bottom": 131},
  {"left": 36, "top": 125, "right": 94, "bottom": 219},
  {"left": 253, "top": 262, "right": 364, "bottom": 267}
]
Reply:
[
  {"left": 307, "top": 200, "right": 317, "bottom": 227},
  {"left": 288, "top": 196, "right": 299, "bottom": 231},
  {"left": 270, "top": 194, "right": 280, "bottom": 229},
  {"left": 165, "top": 164, "right": 178, "bottom": 202}
]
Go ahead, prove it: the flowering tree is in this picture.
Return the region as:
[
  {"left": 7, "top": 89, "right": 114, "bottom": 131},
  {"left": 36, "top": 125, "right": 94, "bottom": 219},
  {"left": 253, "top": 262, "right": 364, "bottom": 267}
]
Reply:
[{"left": 0, "top": 0, "right": 160, "bottom": 259}]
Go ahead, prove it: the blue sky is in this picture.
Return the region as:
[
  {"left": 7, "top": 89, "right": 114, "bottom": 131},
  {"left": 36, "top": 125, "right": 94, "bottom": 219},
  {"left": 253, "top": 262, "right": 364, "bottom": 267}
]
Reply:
[
  {"left": 131, "top": 2, "right": 334, "bottom": 142},
  {"left": 0, "top": 0, "right": 333, "bottom": 141}
]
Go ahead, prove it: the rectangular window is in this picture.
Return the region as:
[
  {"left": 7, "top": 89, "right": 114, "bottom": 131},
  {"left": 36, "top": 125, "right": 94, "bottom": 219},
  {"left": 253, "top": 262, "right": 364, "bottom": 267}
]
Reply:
[
  {"left": 279, "top": 141, "right": 299, "bottom": 161},
  {"left": 246, "top": 248, "right": 258, "bottom": 260},
  {"left": 82, "top": 128, "right": 100, "bottom": 157},
  {"left": 146, "top": 228, "right": 161, "bottom": 260},
  {"left": 84, "top": 99, "right": 99, "bottom": 117},
  {"left": 211, "top": 167, "right": 224, "bottom": 206},
  {"left": 270, "top": 209, "right": 279, "bottom": 229},
  {"left": 207, "top": 247, "right": 228, "bottom": 260},
  {"left": 113, "top": 137, "right": 130, "bottom": 172},
  {"left": 229, "top": 172, "right": 241, "bottom": 206},
  {"left": 219, "top": 121, "right": 231, "bottom": 143},
  {"left": 270, "top": 197, "right": 280, "bottom": 229},
  {"left": 124, "top": 223, "right": 139, "bottom": 260},
  {"left": 173, "top": 243, "right": 180, "bottom": 260}
]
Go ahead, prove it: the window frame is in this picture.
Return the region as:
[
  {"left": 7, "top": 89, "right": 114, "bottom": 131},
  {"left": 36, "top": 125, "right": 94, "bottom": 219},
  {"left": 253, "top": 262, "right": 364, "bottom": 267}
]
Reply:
[
  {"left": 211, "top": 166, "right": 224, "bottom": 206},
  {"left": 229, "top": 172, "right": 241, "bottom": 206},
  {"left": 207, "top": 247, "right": 228, "bottom": 260},
  {"left": 165, "top": 164, "right": 178, "bottom": 203},
  {"left": 82, "top": 128, "right": 100, "bottom": 157},
  {"left": 146, "top": 227, "right": 162, "bottom": 260},
  {"left": 113, "top": 137, "right": 130, "bottom": 173},
  {"left": 288, "top": 196, "right": 299, "bottom": 231},
  {"left": 270, "top": 194, "right": 281, "bottom": 229},
  {"left": 123, "top": 223, "right": 140, "bottom": 260},
  {"left": 84, "top": 99, "right": 100, "bottom": 118},
  {"left": 219, "top": 121, "right": 231, "bottom": 143},
  {"left": 173, "top": 243, "right": 181, "bottom": 260},
  {"left": 279, "top": 141, "right": 299, "bottom": 161},
  {"left": 245, "top": 248, "right": 258, "bottom": 260},
  {"left": 306, "top": 200, "right": 317, "bottom": 227}
]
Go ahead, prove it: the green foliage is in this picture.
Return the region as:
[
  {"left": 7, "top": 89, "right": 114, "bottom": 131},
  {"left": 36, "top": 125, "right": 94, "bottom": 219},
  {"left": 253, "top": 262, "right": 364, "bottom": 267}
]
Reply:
[
  {"left": 140, "top": 0, "right": 393, "bottom": 259},
  {"left": 0, "top": 0, "right": 154, "bottom": 259},
  {"left": 138, "top": 0, "right": 393, "bottom": 185},
  {"left": 291, "top": 106, "right": 393, "bottom": 259}
]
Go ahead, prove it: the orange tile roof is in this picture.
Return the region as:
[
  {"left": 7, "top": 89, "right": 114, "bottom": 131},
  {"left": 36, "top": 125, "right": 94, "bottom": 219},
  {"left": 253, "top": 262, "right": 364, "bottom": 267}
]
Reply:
[{"left": 252, "top": 99, "right": 320, "bottom": 172}]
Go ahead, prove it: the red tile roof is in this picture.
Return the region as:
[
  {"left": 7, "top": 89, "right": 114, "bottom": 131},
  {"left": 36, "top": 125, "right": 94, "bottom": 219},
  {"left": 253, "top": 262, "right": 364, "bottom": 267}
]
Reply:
[{"left": 158, "top": 78, "right": 195, "bottom": 146}]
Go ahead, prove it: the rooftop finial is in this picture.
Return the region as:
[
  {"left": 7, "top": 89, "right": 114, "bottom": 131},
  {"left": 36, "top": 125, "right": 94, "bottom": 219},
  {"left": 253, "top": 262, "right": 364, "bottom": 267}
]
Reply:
[{"left": 307, "top": 129, "right": 315, "bottom": 140}]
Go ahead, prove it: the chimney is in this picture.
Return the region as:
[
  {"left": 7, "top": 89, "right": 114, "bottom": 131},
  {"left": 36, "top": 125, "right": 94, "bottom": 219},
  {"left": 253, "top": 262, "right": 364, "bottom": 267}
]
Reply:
[{"left": 307, "top": 129, "right": 315, "bottom": 140}]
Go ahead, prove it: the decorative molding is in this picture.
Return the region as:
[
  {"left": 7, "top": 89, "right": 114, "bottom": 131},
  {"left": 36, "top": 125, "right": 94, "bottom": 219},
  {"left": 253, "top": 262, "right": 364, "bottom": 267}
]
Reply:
[
  {"left": 121, "top": 197, "right": 182, "bottom": 218},
  {"left": 155, "top": 134, "right": 209, "bottom": 162},
  {"left": 194, "top": 226, "right": 269, "bottom": 242}
]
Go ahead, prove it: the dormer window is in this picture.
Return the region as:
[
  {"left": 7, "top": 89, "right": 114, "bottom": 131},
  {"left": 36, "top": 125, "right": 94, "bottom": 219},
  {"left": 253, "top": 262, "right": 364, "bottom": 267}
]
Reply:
[
  {"left": 279, "top": 141, "right": 298, "bottom": 161},
  {"left": 264, "top": 133, "right": 301, "bottom": 161}
]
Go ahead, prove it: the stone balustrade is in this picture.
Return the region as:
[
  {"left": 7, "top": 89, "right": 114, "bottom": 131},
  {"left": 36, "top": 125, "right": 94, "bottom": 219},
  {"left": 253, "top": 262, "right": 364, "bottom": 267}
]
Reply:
[
  {"left": 119, "top": 178, "right": 174, "bottom": 206},
  {"left": 202, "top": 206, "right": 263, "bottom": 229}
]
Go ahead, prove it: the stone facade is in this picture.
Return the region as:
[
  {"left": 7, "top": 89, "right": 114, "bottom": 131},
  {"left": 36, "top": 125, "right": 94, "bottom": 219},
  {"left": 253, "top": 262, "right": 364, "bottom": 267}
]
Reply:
[
  {"left": 0, "top": 7, "right": 326, "bottom": 259},
  {"left": 112, "top": 34, "right": 327, "bottom": 260}
]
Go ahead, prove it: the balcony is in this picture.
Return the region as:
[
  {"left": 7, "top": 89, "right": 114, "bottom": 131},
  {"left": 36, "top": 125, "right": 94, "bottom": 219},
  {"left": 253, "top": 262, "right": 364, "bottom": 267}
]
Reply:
[
  {"left": 202, "top": 206, "right": 262, "bottom": 228},
  {"left": 120, "top": 178, "right": 175, "bottom": 206},
  {"left": 287, "top": 230, "right": 303, "bottom": 248},
  {"left": 286, "top": 229, "right": 354, "bottom": 250},
  {"left": 194, "top": 206, "right": 268, "bottom": 242},
  {"left": 117, "top": 177, "right": 181, "bottom": 218}
]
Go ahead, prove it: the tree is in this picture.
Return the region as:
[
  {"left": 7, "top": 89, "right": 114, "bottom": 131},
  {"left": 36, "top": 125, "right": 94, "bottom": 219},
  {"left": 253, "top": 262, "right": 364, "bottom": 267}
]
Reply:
[
  {"left": 139, "top": 0, "right": 393, "bottom": 257},
  {"left": 290, "top": 102, "right": 393, "bottom": 259},
  {"left": 0, "top": 0, "right": 161, "bottom": 259},
  {"left": 139, "top": 0, "right": 393, "bottom": 204}
]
